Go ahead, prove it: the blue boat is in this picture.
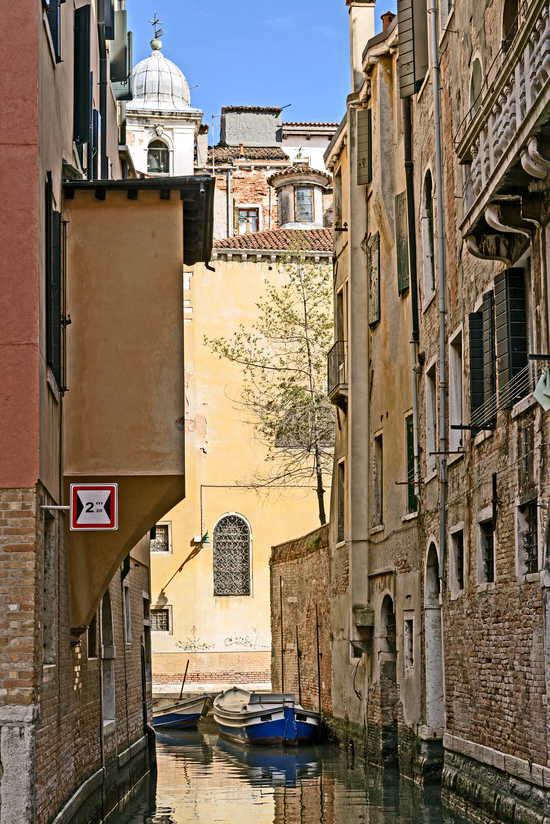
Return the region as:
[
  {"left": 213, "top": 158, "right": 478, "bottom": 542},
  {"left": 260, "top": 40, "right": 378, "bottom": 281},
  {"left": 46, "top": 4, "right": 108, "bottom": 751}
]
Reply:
[
  {"left": 152, "top": 694, "right": 209, "bottom": 730},
  {"left": 213, "top": 688, "right": 320, "bottom": 746}
]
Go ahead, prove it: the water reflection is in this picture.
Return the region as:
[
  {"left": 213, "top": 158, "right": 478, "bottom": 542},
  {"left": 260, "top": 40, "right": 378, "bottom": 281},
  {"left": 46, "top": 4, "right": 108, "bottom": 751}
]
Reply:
[{"left": 111, "top": 729, "right": 470, "bottom": 824}]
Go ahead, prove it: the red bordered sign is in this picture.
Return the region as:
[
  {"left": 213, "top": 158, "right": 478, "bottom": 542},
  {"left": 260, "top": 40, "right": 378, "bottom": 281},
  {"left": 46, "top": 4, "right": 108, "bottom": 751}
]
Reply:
[{"left": 70, "top": 483, "right": 119, "bottom": 531}]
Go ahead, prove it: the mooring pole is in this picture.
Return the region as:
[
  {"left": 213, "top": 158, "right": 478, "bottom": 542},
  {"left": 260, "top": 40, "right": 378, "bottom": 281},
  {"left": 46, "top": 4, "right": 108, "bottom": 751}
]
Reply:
[
  {"left": 295, "top": 625, "right": 302, "bottom": 705},
  {"left": 179, "top": 658, "right": 190, "bottom": 700},
  {"left": 279, "top": 576, "right": 285, "bottom": 693},
  {"left": 315, "top": 604, "right": 322, "bottom": 714}
]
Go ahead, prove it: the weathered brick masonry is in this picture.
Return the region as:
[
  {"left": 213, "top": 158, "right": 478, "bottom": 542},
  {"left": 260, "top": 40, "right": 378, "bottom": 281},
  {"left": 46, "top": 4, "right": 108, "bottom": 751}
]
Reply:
[{"left": 270, "top": 525, "right": 332, "bottom": 716}]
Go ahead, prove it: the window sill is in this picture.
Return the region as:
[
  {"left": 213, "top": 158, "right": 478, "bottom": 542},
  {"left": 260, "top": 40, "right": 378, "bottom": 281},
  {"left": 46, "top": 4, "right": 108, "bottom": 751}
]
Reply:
[
  {"left": 402, "top": 511, "right": 418, "bottom": 523},
  {"left": 425, "top": 469, "right": 438, "bottom": 484},
  {"left": 476, "top": 582, "right": 496, "bottom": 593},
  {"left": 519, "top": 572, "right": 541, "bottom": 584},
  {"left": 335, "top": 540, "right": 347, "bottom": 549},
  {"left": 474, "top": 428, "right": 493, "bottom": 447},
  {"left": 439, "top": 8, "right": 456, "bottom": 48},
  {"left": 449, "top": 588, "right": 465, "bottom": 601},
  {"left": 447, "top": 450, "right": 464, "bottom": 467},
  {"left": 370, "top": 524, "right": 385, "bottom": 535},
  {"left": 511, "top": 393, "right": 537, "bottom": 419}
]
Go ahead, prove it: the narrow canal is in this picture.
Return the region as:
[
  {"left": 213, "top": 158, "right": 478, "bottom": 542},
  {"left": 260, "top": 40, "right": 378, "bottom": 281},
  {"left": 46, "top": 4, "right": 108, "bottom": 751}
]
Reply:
[{"left": 111, "top": 730, "right": 471, "bottom": 823}]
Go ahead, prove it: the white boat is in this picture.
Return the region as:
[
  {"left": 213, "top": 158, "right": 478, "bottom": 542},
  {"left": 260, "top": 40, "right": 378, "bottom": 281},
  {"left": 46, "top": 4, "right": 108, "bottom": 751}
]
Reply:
[{"left": 213, "top": 687, "right": 320, "bottom": 746}]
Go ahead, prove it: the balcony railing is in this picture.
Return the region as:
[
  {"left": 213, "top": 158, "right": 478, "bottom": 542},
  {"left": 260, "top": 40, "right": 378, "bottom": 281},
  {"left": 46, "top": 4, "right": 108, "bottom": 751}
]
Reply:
[
  {"left": 328, "top": 340, "right": 348, "bottom": 407},
  {"left": 456, "top": 0, "right": 549, "bottom": 221},
  {"left": 470, "top": 360, "right": 543, "bottom": 430}
]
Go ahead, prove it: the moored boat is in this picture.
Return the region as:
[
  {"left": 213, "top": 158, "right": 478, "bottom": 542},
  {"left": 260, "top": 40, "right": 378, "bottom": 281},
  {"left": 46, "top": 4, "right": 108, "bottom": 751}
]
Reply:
[
  {"left": 213, "top": 687, "right": 319, "bottom": 746},
  {"left": 153, "top": 694, "right": 210, "bottom": 730}
]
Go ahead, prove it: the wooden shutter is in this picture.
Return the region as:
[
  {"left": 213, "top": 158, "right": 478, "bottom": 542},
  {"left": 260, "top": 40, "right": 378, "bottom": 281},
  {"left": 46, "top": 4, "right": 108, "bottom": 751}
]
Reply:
[
  {"left": 110, "top": 9, "right": 128, "bottom": 82},
  {"left": 494, "top": 268, "right": 528, "bottom": 406},
  {"left": 482, "top": 290, "right": 496, "bottom": 405},
  {"left": 469, "top": 312, "right": 484, "bottom": 417},
  {"left": 395, "top": 192, "right": 410, "bottom": 294},
  {"left": 368, "top": 232, "right": 381, "bottom": 326},
  {"left": 357, "top": 108, "right": 372, "bottom": 186},
  {"left": 398, "top": 0, "right": 429, "bottom": 98},
  {"left": 74, "top": 5, "right": 92, "bottom": 145},
  {"left": 43, "top": 0, "right": 61, "bottom": 61},
  {"left": 45, "top": 175, "right": 62, "bottom": 387}
]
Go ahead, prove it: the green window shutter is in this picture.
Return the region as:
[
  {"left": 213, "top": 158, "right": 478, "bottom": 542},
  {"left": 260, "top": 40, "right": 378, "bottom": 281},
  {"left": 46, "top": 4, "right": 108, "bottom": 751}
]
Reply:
[
  {"left": 494, "top": 268, "right": 528, "bottom": 407},
  {"left": 397, "top": 0, "right": 429, "bottom": 98},
  {"left": 74, "top": 5, "right": 92, "bottom": 145},
  {"left": 482, "top": 290, "right": 496, "bottom": 406},
  {"left": 45, "top": 175, "right": 62, "bottom": 387},
  {"left": 357, "top": 108, "right": 372, "bottom": 186},
  {"left": 395, "top": 192, "right": 410, "bottom": 294},
  {"left": 469, "top": 312, "right": 484, "bottom": 417},
  {"left": 368, "top": 232, "right": 381, "bottom": 326}
]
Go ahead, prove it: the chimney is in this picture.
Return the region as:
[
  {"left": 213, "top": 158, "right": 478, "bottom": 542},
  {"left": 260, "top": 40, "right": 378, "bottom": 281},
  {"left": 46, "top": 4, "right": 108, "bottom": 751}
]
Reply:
[
  {"left": 381, "top": 11, "right": 396, "bottom": 31},
  {"left": 346, "top": 0, "right": 376, "bottom": 92}
]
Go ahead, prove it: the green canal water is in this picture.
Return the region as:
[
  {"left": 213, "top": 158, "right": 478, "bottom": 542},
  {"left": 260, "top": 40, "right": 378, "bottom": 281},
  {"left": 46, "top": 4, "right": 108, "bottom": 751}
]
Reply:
[{"left": 110, "top": 729, "right": 471, "bottom": 824}]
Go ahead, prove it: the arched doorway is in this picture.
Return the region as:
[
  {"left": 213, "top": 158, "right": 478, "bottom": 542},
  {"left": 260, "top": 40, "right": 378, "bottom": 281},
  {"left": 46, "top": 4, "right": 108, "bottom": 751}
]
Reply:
[
  {"left": 379, "top": 594, "right": 398, "bottom": 762},
  {"left": 425, "top": 543, "right": 444, "bottom": 732}
]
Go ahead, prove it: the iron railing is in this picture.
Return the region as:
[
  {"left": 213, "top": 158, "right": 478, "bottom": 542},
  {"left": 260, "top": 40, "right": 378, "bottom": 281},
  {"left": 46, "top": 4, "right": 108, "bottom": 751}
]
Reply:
[
  {"left": 327, "top": 341, "right": 347, "bottom": 399},
  {"left": 470, "top": 360, "right": 542, "bottom": 430}
]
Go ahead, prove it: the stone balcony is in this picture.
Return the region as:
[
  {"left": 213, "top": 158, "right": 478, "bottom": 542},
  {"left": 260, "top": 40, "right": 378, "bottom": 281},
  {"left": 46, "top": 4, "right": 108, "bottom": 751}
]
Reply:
[{"left": 455, "top": 0, "right": 549, "bottom": 262}]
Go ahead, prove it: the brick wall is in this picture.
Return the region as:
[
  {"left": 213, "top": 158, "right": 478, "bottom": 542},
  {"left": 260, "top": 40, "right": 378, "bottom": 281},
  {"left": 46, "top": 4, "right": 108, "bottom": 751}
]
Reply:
[
  {"left": 0, "top": 484, "right": 153, "bottom": 823},
  {"left": 270, "top": 525, "right": 332, "bottom": 715}
]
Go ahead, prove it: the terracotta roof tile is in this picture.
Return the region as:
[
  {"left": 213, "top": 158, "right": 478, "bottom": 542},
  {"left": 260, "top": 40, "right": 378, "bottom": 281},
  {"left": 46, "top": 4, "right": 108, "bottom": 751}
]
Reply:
[
  {"left": 208, "top": 145, "right": 289, "bottom": 162},
  {"left": 214, "top": 228, "right": 334, "bottom": 253},
  {"left": 284, "top": 121, "right": 340, "bottom": 128},
  {"left": 267, "top": 164, "right": 331, "bottom": 186}
]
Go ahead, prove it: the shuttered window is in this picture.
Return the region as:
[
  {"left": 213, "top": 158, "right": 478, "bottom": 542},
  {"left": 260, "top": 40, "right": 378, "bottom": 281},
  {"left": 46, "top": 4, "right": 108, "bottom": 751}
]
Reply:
[
  {"left": 398, "top": 0, "right": 429, "bottom": 98},
  {"left": 368, "top": 232, "right": 381, "bottom": 326},
  {"left": 357, "top": 108, "right": 372, "bottom": 186},
  {"left": 482, "top": 291, "right": 496, "bottom": 404},
  {"left": 395, "top": 192, "right": 410, "bottom": 294},
  {"left": 337, "top": 461, "right": 345, "bottom": 543},
  {"left": 45, "top": 174, "right": 62, "bottom": 387},
  {"left": 406, "top": 414, "right": 417, "bottom": 513},
  {"left": 74, "top": 5, "right": 92, "bottom": 147},
  {"left": 43, "top": 0, "right": 62, "bottom": 62},
  {"left": 494, "top": 268, "right": 528, "bottom": 407},
  {"left": 469, "top": 312, "right": 484, "bottom": 418}
]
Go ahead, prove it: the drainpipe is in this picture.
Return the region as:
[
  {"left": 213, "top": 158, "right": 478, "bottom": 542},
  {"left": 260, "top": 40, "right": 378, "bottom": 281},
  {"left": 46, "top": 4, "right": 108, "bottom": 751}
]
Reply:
[
  {"left": 428, "top": 1, "right": 448, "bottom": 583},
  {"left": 402, "top": 98, "right": 421, "bottom": 498},
  {"left": 226, "top": 168, "right": 232, "bottom": 237}
]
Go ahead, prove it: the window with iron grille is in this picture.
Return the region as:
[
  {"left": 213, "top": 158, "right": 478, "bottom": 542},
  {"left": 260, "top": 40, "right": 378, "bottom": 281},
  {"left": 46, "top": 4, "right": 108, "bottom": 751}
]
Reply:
[
  {"left": 150, "top": 523, "right": 171, "bottom": 553},
  {"left": 213, "top": 515, "right": 251, "bottom": 596},
  {"left": 517, "top": 499, "right": 539, "bottom": 576},
  {"left": 151, "top": 608, "right": 171, "bottom": 632},
  {"left": 294, "top": 187, "right": 314, "bottom": 223}
]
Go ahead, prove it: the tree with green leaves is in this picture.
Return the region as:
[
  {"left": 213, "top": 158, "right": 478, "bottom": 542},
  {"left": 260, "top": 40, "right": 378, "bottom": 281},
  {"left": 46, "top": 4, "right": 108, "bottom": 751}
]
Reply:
[{"left": 205, "top": 256, "right": 334, "bottom": 525}]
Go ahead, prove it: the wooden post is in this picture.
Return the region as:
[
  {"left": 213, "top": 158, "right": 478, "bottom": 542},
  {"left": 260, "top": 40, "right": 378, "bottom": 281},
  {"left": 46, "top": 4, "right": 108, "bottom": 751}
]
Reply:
[
  {"left": 279, "top": 576, "right": 285, "bottom": 693},
  {"left": 295, "top": 624, "right": 302, "bottom": 705},
  {"left": 315, "top": 603, "right": 322, "bottom": 714},
  {"left": 178, "top": 658, "right": 190, "bottom": 700}
]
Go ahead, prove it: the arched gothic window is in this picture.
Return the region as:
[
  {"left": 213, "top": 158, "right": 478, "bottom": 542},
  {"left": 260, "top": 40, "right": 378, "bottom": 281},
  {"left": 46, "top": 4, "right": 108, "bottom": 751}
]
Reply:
[
  {"left": 147, "top": 139, "right": 170, "bottom": 174},
  {"left": 213, "top": 514, "right": 251, "bottom": 596},
  {"left": 421, "top": 170, "right": 435, "bottom": 298}
]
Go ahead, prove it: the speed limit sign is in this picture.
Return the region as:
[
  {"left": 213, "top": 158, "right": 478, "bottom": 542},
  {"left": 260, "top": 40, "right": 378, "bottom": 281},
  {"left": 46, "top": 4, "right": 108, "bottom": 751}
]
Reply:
[{"left": 70, "top": 483, "right": 119, "bottom": 531}]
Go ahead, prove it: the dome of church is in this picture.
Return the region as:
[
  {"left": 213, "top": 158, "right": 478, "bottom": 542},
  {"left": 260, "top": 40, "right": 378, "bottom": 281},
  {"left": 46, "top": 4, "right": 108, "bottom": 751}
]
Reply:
[{"left": 128, "top": 40, "right": 191, "bottom": 112}]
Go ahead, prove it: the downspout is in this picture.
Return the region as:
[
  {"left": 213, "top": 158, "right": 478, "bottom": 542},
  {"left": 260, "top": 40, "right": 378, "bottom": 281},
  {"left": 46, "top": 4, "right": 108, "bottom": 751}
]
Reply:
[
  {"left": 226, "top": 168, "right": 232, "bottom": 237},
  {"left": 428, "top": 1, "right": 448, "bottom": 583},
  {"left": 402, "top": 98, "right": 421, "bottom": 498}
]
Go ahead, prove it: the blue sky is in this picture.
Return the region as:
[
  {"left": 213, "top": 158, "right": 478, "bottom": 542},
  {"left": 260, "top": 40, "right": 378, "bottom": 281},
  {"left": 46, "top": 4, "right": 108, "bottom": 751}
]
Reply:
[{"left": 127, "top": 1, "right": 397, "bottom": 138}]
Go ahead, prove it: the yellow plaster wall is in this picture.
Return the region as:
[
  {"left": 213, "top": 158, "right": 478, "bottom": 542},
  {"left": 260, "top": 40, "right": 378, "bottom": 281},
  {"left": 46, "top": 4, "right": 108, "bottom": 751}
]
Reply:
[{"left": 151, "top": 257, "right": 327, "bottom": 684}]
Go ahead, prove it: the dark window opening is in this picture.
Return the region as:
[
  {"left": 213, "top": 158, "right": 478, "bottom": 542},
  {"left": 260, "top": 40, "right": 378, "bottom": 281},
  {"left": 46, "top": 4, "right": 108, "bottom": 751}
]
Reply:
[
  {"left": 88, "top": 613, "right": 98, "bottom": 659},
  {"left": 451, "top": 529, "right": 465, "bottom": 592},
  {"left": 518, "top": 499, "right": 538, "bottom": 575},
  {"left": 73, "top": 6, "right": 92, "bottom": 152},
  {"left": 406, "top": 415, "right": 417, "bottom": 513},
  {"left": 479, "top": 520, "right": 495, "bottom": 584},
  {"left": 502, "top": 0, "right": 519, "bottom": 51},
  {"left": 337, "top": 461, "right": 345, "bottom": 543},
  {"left": 43, "top": 0, "right": 62, "bottom": 61},
  {"left": 45, "top": 173, "right": 62, "bottom": 387}
]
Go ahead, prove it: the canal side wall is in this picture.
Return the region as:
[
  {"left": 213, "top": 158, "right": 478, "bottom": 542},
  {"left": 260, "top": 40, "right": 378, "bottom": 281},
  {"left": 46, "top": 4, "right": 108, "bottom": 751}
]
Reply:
[{"left": 270, "top": 525, "right": 332, "bottom": 716}]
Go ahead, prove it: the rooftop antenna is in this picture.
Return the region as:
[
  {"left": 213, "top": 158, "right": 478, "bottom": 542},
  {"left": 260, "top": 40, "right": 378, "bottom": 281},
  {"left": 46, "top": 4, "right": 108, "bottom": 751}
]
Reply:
[{"left": 150, "top": 12, "right": 164, "bottom": 50}]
